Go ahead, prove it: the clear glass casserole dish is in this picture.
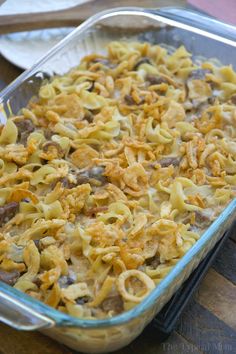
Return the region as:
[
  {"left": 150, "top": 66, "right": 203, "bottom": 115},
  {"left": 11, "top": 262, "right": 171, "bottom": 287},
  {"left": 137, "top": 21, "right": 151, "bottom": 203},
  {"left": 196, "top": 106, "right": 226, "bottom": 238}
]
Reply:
[{"left": 0, "top": 6, "right": 236, "bottom": 353}]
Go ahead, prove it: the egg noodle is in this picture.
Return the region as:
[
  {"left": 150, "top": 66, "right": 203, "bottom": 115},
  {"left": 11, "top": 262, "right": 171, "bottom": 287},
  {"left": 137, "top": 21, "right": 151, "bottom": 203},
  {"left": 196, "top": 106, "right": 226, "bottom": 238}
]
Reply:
[{"left": 0, "top": 41, "right": 236, "bottom": 319}]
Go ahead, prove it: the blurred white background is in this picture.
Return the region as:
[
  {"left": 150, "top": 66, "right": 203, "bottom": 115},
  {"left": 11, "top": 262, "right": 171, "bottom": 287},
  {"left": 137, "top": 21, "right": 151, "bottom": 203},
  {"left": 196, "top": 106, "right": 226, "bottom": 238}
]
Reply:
[
  {"left": 0, "top": 0, "right": 87, "bottom": 14},
  {"left": 0, "top": 0, "right": 90, "bottom": 69}
]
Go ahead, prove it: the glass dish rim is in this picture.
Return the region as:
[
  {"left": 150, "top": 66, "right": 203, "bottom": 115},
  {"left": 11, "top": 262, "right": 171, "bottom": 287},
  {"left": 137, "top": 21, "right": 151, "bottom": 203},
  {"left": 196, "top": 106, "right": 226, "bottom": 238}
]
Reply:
[
  {"left": 0, "top": 6, "right": 236, "bottom": 329},
  {"left": 1, "top": 6, "right": 236, "bottom": 102}
]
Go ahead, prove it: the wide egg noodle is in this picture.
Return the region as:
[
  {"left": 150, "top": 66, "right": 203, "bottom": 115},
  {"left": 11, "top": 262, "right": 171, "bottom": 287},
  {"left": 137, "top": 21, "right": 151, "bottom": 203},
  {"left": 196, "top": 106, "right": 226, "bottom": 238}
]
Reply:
[{"left": 0, "top": 40, "right": 235, "bottom": 319}]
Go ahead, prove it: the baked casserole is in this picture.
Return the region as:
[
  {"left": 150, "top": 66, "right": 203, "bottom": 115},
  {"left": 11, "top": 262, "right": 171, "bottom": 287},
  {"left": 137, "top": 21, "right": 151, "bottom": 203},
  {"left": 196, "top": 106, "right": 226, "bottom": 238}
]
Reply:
[{"left": 0, "top": 41, "right": 236, "bottom": 319}]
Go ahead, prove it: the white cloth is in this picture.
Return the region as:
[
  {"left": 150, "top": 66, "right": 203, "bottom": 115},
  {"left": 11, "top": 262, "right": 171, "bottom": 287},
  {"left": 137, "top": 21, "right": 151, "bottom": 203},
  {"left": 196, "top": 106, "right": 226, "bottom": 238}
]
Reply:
[
  {"left": 0, "top": 0, "right": 89, "bottom": 69},
  {"left": 0, "top": 0, "right": 87, "bottom": 14}
]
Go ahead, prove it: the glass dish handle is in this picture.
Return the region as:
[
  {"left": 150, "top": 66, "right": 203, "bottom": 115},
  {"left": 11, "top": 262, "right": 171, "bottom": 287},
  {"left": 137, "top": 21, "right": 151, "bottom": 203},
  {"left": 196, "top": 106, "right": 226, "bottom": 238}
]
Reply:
[
  {"left": 0, "top": 287, "right": 54, "bottom": 330},
  {"left": 153, "top": 7, "right": 236, "bottom": 42}
]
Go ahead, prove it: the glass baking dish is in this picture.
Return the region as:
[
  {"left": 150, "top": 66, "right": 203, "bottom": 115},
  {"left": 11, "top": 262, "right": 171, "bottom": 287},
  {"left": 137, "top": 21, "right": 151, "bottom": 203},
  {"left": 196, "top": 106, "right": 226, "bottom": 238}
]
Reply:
[{"left": 0, "top": 7, "right": 236, "bottom": 353}]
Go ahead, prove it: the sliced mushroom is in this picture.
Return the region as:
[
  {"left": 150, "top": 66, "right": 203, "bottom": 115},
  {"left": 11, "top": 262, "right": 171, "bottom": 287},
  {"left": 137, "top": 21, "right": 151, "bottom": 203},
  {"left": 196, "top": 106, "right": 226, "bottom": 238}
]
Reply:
[
  {"left": 58, "top": 276, "right": 75, "bottom": 288},
  {"left": 158, "top": 157, "right": 181, "bottom": 168},
  {"left": 51, "top": 166, "right": 108, "bottom": 190},
  {"left": 0, "top": 269, "right": 20, "bottom": 285},
  {"left": 134, "top": 57, "right": 152, "bottom": 70},
  {"left": 146, "top": 255, "right": 160, "bottom": 269},
  {"left": 15, "top": 119, "right": 35, "bottom": 145},
  {"left": 76, "top": 173, "right": 91, "bottom": 185},
  {"left": 33, "top": 240, "right": 41, "bottom": 251},
  {"left": 83, "top": 110, "right": 94, "bottom": 123},
  {"left": 58, "top": 269, "right": 77, "bottom": 288},
  {"left": 76, "top": 295, "right": 91, "bottom": 305},
  {"left": 0, "top": 202, "right": 19, "bottom": 227},
  {"left": 208, "top": 96, "right": 217, "bottom": 105},
  {"left": 101, "top": 295, "right": 124, "bottom": 313},
  {"left": 230, "top": 94, "right": 236, "bottom": 105},
  {"left": 91, "top": 58, "right": 116, "bottom": 69},
  {"left": 93, "top": 58, "right": 109, "bottom": 64},
  {"left": 71, "top": 166, "right": 108, "bottom": 186},
  {"left": 44, "top": 128, "right": 54, "bottom": 140},
  {"left": 124, "top": 94, "right": 136, "bottom": 105},
  {"left": 50, "top": 176, "right": 78, "bottom": 190},
  {"left": 61, "top": 177, "right": 78, "bottom": 189},
  {"left": 87, "top": 81, "right": 95, "bottom": 93},
  {"left": 188, "top": 69, "right": 211, "bottom": 80},
  {"left": 194, "top": 209, "right": 213, "bottom": 229},
  {"left": 146, "top": 74, "right": 168, "bottom": 85},
  {"left": 8, "top": 244, "right": 24, "bottom": 263},
  {"left": 124, "top": 94, "right": 144, "bottom": 106},
  {"left": 87, "top": 166, "right": 108, "bottom": 185}
]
